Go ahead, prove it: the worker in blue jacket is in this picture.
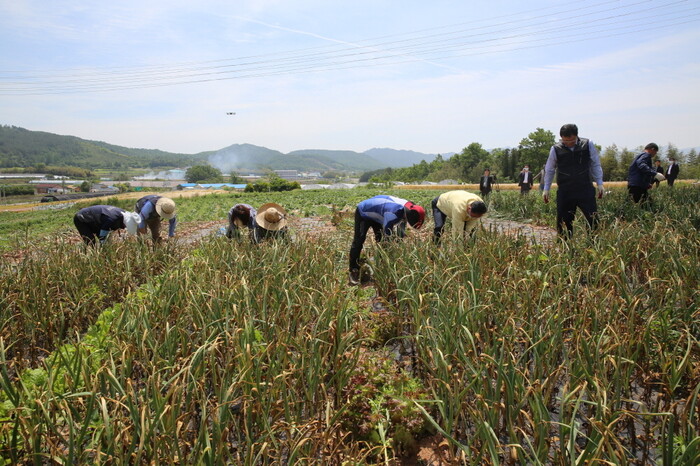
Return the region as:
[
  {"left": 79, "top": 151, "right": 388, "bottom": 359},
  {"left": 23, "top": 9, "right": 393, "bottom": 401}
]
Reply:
[
  {"left": 348, "top": 195, "right": 425, "bottom": 285},
  {"left": 73, "top": 205, "right": 141, "bottom": 246},
  {"left": 135, "top": 195, "right": 177, "bottom": 243},
  {"left": 628, "top": 142, "right": 665, "bottom": 203}
]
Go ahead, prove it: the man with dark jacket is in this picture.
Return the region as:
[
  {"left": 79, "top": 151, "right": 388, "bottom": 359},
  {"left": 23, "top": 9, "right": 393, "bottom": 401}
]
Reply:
[
  {"left": 628, "top": 143, "right": 666, "bottom": 203},
  {"left": 542, "top": 124, "right": 604, "bottom": 238},
  {"left": 653, "top": 160, "right": 664, "bottom": 188},
  {"left": 518, "top": 165, "right": 533, "bottom": 194},
  {"left": 665, "top": 158, "right": 680, "bottom": 186},
  {"left": 479, "top": 169, "right": 495, "bottom": 196},
  {"left": 73, "top": 205, "right": 141, "bottom": 246}
]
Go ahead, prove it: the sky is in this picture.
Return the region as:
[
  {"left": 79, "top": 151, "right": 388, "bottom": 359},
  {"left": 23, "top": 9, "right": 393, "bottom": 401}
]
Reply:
[{"left": 1, "top": 0, "right": 699, "bottom": 157}]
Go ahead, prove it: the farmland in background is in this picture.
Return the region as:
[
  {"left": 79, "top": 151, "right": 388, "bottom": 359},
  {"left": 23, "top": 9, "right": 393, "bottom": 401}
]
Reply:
[{"left": 1, "top": 186, "right": 698, "bottom": 463}]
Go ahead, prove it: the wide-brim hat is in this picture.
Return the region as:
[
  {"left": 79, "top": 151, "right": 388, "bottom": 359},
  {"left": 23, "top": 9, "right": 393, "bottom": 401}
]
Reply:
[
  {"left": 255, "top": 203, "right": 288, "bottom": 231},
  {"left": 122, "top": 212, "right": 142, "bottom": 235},
  {"left": 155, "top": 197, "right": 176, "bottom": 220}
]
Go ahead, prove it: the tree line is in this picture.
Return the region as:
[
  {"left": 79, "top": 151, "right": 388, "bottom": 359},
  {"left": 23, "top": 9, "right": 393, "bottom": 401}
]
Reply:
[{"left": 361, "top": 128, "right": 700, "bottom": 183}]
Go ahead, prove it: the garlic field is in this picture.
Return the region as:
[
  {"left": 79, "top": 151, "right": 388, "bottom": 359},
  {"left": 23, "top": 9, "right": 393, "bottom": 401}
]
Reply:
[{"left": 1, "top": 187, "right": 698, "bottom": 464}]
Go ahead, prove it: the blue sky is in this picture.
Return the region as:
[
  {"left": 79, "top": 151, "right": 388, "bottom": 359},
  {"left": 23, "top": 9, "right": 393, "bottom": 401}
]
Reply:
[{"left": 1, "top": 0, "right": 699, "bottom": 156}]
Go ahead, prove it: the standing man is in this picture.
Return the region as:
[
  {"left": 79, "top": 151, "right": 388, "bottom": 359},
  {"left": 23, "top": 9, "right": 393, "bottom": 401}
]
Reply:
[
  {"left": 135, "top": 195, "right": 177, "bottom": 243},
  {"left": 73, "top": 205, "right": 141, "bottom": 246},
  {"left": 665, "top": 157, "right": 680, "bottom": 186},
  {"left": 653, "top": 160, "right": 664, "bottom": 188},
  {"left": 628, "top": 143, "right": 666, "bottom": 204},
  {"left": 349, "top": 195, "right": 425, "bottom": 285},
  {"left": 518, "top": 165, "right": 533, "bottom": 195},
  {"left": 479, "top": 169, "right": 495, "bottom": 196},
  {"left": 432, "top": 190, "right": 487, "bottom": 243},
  {"left": 542, "top": 124, "right": 604, "bottom": 238}
]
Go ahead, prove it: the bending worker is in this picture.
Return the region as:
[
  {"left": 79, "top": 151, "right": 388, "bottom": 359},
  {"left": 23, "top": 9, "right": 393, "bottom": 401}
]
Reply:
[
  {"left": 432, "top": 190, "right": 487, "bottom": 243},
  {"left": 349, "top": 195, "right": 425, "bottom": 285},
  {"left": 226, "top": 203, "right": 258, "bottom": 241},
  {"left": 628, "top": 143, "right": 665, "bottom": 204},
  {"left": 73, "top": 205, "right": 141, "bottom": 246},
  {"left": 135, "top": 195, "right": 177, "bottom": 242}
]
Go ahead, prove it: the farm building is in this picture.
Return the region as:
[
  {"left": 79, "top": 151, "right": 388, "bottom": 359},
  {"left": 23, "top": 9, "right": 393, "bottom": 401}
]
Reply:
[{"left": 33, "top": 183, "right": 77, "bottom": 195}]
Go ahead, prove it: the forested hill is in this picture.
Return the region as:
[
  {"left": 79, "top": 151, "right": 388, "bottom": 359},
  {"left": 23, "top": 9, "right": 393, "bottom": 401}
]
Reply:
[
  {"left": 0, "top": 125, "right": 206, "bottom": 169},
  {"left": 0, "top": 125, "right": 442, "bottom": 173}
]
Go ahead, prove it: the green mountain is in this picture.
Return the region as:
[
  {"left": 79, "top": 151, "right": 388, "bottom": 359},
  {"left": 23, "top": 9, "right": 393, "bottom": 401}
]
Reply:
[
  {"left": 0, "top": 125, "right": 436, "bottom": 173},
  {"left": 0, "top": 125, "right": 206, "bottom": 169},
  {"left": 286, "top": 149, "right": 384, "bottom": 172}
]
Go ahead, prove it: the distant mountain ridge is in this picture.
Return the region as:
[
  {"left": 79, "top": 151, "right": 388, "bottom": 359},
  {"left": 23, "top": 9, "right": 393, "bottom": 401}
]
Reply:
[{"left": 0, "top": 125, "right": 443, "bottom": 173}]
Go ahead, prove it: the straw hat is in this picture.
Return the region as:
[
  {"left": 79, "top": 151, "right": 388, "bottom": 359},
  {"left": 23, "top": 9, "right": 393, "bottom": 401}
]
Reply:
[
  {"left": 155, "top": 197, "right": 176, "bottom": 220},
  {"left": 122, "top": 212, "right": 142, "bottom": 235},
  {"left": 255, "top": 203, "right": 288, "bottom": 231}
]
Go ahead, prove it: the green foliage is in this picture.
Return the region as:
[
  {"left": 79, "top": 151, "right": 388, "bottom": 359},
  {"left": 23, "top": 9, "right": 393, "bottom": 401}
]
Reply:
[
  {"left": 0, "top": 184, "right": 34, "bottom": 196},
  {"left": 244, "top": 175, "right": 300, "bottom": 192},
  {"left": 185, "top": 164, "right": 223, "bottom": 183},
  {"left": 518, "top": 127, "right": 555, "bottom": 170}
]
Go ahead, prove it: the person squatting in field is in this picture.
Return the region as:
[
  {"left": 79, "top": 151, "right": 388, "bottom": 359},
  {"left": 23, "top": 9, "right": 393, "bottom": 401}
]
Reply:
[
  {"left": 254, "top": 203, "right": 289, "bottom": 243},
  {"left": 135, "top": 195, "right": 177, "bottom": 243},
  {"left": 226, "top": 203, "right": 258, "bottom": 242},
  {"left": 349, "top": 195, "right": 425, "bottom": 285},
  {"left": 431, "top": 190, "right": 487, "bottom": 244},
  {"left": 543, "top": 123, "right": 604, "bottom": 238},
  {"left": 73, "top": 205, "right": 141, "bottom": 246},
  {"left": 628, "top": 143, "right": 665, "bottom": 204}
]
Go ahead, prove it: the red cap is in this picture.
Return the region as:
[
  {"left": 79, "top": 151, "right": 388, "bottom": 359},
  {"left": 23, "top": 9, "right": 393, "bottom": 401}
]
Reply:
[{"left": 405, "top": 202, "right": 425, "bottom": 229}]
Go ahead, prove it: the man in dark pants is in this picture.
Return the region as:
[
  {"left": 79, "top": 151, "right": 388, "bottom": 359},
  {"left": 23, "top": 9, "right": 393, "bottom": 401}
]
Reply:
[
  {"left": 349, "top": 195, "right": 425, "bottom": 285},
  {"left": 665, "top": 158, "right": 680, "bottom": 186},
  {"left": 542, "top": 124, "right": 605, "bottom": 238},
  {"left": 73, "top": 205, "right": 141, "bottom": 246},
  {"left": 653, "top": 160, "right": 664, "bottom": 188},
  {"left": 628, "top": 143, "right": 665, "bottom": 204},
  {"left": 518, "top": 165, "right": 533, "bottom": 195},
  {"left": 479, "top": 169, "right": 495, "bottom": 196}
]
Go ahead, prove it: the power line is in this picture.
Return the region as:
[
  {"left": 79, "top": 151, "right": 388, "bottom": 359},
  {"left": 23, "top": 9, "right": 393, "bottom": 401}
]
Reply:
[{"left": 0, "top": 0, "right": 697, "bottom": 95}]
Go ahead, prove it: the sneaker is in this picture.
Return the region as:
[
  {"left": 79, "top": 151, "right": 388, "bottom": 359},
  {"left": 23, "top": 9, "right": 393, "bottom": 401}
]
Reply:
[{"left": 348, "top": 268, "right": 360, "bottom": 286}]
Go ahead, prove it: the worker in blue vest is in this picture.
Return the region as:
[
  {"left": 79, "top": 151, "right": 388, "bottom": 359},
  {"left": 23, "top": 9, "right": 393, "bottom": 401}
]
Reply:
[
  {"left": 135, "top": 195, "right": 177, "bottom": 243},
  {"left": 73, "top": 205, "right": 141, "bottom": 246}
]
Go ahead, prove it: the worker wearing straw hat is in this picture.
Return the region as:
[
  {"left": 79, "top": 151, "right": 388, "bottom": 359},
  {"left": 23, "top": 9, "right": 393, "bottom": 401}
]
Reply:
[
  {"left": 135, "top": 195, "right": 177, "bottom": 243},
  {"left": 254, "top": 203, "right": 288, "bottom": 243},
  {"left": 226, "top": 203, "right": 258, "bottom": 241},
  {"left": 349, "top": 195, "right": 425, "bottom": 285},
  {"left": 73, "top": 205, "right": 141, "bottom": 246}
]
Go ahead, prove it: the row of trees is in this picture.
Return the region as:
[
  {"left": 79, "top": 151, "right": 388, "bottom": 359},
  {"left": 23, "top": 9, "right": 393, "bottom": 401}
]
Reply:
[{"left": 361, "top": 128, "right": 700, "bottom": 183}]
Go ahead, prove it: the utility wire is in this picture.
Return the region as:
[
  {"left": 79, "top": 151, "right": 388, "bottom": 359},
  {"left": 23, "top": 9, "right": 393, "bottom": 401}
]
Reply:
[{"left": 0, "top": 0, "right": 697, "bottom": 95}]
